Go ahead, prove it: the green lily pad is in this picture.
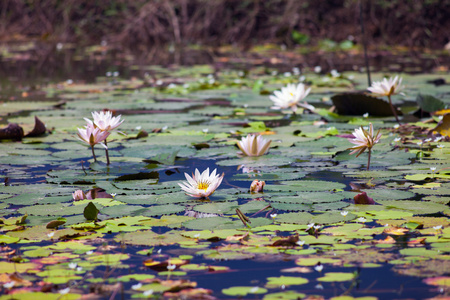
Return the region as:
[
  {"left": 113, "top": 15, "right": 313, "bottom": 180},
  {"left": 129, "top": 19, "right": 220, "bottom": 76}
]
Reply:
[
  {"left": 265, "top": 276, "right": 308, "bottom": 288},
  {"left": 317, "top": 272, "right": 355, "bottom": 282},
  {"left": 222, "top": 286, "right": 268, "bottom": 296}
]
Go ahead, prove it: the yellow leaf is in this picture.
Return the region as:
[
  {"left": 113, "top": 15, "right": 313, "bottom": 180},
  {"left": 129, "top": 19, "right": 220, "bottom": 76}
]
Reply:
[
  {"left": 433, "top": 109, "right": 450, "bottom": 116},
  {"left": 432, "top": 114, "right": 450, "bottom": 136},
  {"left": 383, "top": 226, "right": 409, "bottom": 236}
]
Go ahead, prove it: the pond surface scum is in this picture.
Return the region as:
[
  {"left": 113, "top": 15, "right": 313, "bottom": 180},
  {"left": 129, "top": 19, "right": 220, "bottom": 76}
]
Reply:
[{"left": 0, "top": 51, "right": 449, "bottom": 299}]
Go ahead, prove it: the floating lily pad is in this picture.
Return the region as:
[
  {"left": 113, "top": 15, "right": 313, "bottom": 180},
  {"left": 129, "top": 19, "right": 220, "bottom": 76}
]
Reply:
[
  {"left": 317, "top": 272, "right": 355, "bottom": 282},
  {"left": 377, "top": 200, "right": 448, "bottom": 215},
  {"left": 222, "top": 286, "right": 268, "bottom": 296},
  {"left": 265, "top": 276, "right": 308, "bottom": 288}
]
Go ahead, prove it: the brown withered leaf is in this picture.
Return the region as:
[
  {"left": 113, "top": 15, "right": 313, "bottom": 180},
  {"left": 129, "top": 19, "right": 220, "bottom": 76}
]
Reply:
[
  {"left": 25, "top": 116, "right": 46, "bottom": 137},
  {"left": 1, "top": 272, "right": 33, "bottom": 286},
  {"left": 281, "top": 266, "right": 312, "bottom": 273},
  {"left": 271, "top": 233, "right": 299, "bottom": 247},
  {"left": 79, "top": 293, "right": 104, "bottom": 300},
  {"left": 408, "top": 238, "right": 426, "bottom": 245},
  {"left": 164, "top": 288, "right": 215, "bottom": 300},
  {"left": 46, "top": 219, "right": 66, "bottom": 229},
  {"left": 225, "top": 232, "right": 250, "bottom": 242},
  {"left": 354, "top": 191, "right": 376, "bottom": 205},
  {"left": 0, "top": 123, "right": 24, "bottom": 140},
  {"left": 86, "top": 188, "right": 112, "bottom": 200},
  {"left": 144, "top": 259, "right": 188, "bottom": 271}
]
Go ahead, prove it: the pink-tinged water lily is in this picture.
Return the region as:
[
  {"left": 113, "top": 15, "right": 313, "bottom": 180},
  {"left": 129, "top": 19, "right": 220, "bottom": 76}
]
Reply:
[
  {"left": 237, "top": 134, "right": 271, "bottom": 157},
  {"left": 72, "top": 189, "right": 86, "bottom": 201},
  {"left": 348, "top": 123, "right": 381, "bottom": 170},
  {"left": 77, "top": 124, "right": 110, "bottom": 162},
  {"left": 85, "top": 111, "right": 124, "bottom": 132},
  {"left": 367, "top": 76, "right": 404, "bottom": 124},
  {"left": 270, "top": 83, "right": 314, "bottom": 113},
  {"left": 178, "top": 168, "right": 224, "bottom": 199},
  {"left": 250, "top": 179, "right": 265, "bottom": 193},
  {"left": 84, "top": 111, "right": 123, "bottom": 165},
  {"left": 77, "top": 124, "right": 110, "bottom": 148}
]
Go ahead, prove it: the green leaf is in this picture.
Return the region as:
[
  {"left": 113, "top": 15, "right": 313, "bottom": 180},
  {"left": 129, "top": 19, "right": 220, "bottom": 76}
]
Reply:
[
  {"left": 317, "top": 272, "right": 355, "bottom": 282},
  {"left": 83, "top": 202, "right": 99, "bottom": 221},
  {"left": 265, "top": 276, "right": 308, "bottom": 288},
  {"left": 416, "top": 94, "right": 445, "bottom": 113},
  {"left": 46, "top": 218, "right": 66, "bottom": 229},
  {"left": 222, "top": 286, "right": 268, "bottom": 296}
]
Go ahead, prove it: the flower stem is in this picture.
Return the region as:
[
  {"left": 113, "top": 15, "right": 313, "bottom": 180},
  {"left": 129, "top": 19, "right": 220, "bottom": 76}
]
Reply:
[
  {"left": 91, "top": 145, "right": 97, "bottom": 162},
  {"left": 387, "top": 95, "right": 401, "bottom": 125},
  {"left": 367, "top": 148, "right": 371, "bottom": 171},
  {"left": 104, "top": 139, "right": 110, "bottom": 165}
]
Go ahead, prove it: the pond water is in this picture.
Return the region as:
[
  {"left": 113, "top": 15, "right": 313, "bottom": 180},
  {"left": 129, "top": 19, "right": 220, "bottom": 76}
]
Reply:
[{"left": 0, "top": 48, "right": 449, "bottom": 299}]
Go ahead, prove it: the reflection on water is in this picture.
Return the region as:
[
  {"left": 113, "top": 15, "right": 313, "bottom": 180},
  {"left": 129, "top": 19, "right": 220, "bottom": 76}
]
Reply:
[{"left": 1, "top": 43, "right": 448, "bottom": 101}]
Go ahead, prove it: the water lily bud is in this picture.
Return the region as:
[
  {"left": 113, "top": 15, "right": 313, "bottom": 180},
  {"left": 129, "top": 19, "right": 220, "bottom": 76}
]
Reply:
[
  {"left": 250, "top": 180, "right": 265, "bottom": 193},
  {"left": 72, "top": 190, "right": 86, "bottom": 201}
]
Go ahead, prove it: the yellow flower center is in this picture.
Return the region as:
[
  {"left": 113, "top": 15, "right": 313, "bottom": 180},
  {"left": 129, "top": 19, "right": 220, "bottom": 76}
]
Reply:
[{"left": 197, "top": 181, "right": 210, "bottom": 191}]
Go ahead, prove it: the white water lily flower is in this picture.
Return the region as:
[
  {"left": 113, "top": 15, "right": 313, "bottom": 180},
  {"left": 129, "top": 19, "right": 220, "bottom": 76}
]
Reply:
[
  {"left": 348, "top": 123, "right": 382, "bottom": 157},
  {"left": 143, "top": 290, "right": 154, "bottom": 297},
  {"left": 306, "top": 223, "right": 315, "bottom": 231},
  {"left": 269, "top": 83, "right": 314, "bottom": 112},
  {"left": 59, "top": 288, "right": 70, "bottom": 295},
  {"left": 77, "top": 124, "right": 110, "bottom": 148},
  {"left": 68, "top": 262, "right": 77, "bottom": 269},
  {"left": 72, "top": 189, "right": 86, "bottom": 201},
  {"left": 85, "top": 111, "right": 124, "bottom": 132},
  {"left": 368, "top": 76, "right": 404, "bottom": 97},
  {"left": 237, "top": 134, "right": 271, "bottom": 157},
  {"left": 340, "top": 211, "right": 349, "bottom": 217},
  {"left": 3, "top": 282, "right": 15, "bottom": 289},
  {"left": 178, "top": 168, "right": 224, "bottom": 198},
  {"left": 314, "top": 265, "right": 323, "bottom": 272},
  {"left": 131, "top": 283, "right": 143, "bottom": 290},
  {"left": 296, "top": 240, "right": 305, "bottom": 246}
]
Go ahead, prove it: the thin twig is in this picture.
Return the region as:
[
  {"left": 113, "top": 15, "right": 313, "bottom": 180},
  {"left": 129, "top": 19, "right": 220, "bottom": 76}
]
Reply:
[
  {"left": 104, "top": 139, "right": 110, "bottom": 165},
  {"left": 387, "top": 95, "right": 401, "bottom": 125},
  {"left": 91, "top": 145, "right": 97, "bottom": 162},
  {"left": 81, "top": 160, "right": 87, "bottom": 175}
]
